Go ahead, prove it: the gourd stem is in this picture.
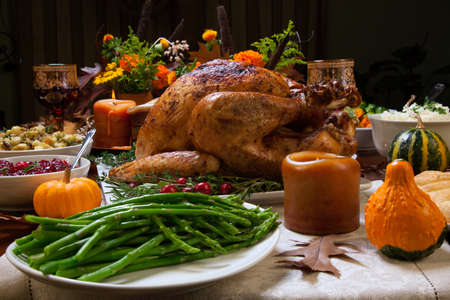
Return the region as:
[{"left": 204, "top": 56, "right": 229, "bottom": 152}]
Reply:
[
  {"left": 405, "top": 95, "right": 416, "bottom": 108},
  {"left": 63, "top": 168, "right": 71, "bottom": 184},
  {"left": 416, "top": 113, "right": 425, "bottom": 129}
]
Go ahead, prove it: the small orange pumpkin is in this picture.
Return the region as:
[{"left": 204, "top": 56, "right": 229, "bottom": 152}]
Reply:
[
  {"left": 33, "top": 169, "right": 102, "bottom": 218},
  {"left": 365, "top": 159, "right": 447, "bottom": 260}
]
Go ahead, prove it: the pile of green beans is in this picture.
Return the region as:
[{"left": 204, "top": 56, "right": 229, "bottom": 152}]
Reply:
[{"left": 14, "top": 192, "right": 279, "bottom": 283}]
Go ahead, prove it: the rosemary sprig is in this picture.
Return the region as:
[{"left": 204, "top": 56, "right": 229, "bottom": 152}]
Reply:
[{"left": 102, "top": 172, "right": 282, "bottom": 202}]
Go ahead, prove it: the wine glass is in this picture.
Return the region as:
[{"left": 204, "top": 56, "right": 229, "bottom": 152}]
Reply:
[{"left": 33, "top": 64, "right": 79, "bottom": 131}]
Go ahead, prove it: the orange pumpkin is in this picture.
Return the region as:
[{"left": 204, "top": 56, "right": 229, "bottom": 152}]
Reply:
[
  {"left": 33, "top": 169, "right": 102, "bottom": 218},
  {"left": 365, "top": 159, "right": 447, "bottom": 260}
]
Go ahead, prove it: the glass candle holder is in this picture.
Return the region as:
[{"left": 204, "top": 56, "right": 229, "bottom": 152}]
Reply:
[
  {"left": 33, "top": 64, "right": 79, "bottom": 131},
  {"left": 307, "top": 59, "right": 355, "bottom": 86},
  {"left": 282, "top": 151, "right": 360, "bottom": 235}
]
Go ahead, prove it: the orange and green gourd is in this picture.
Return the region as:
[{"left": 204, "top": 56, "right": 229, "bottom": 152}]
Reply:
[
  {"left": 365, "top": 159, "right": 447, "bottom": 261},
  {"left": 388, "top": 114, "right": 449, "bottom": 174}
]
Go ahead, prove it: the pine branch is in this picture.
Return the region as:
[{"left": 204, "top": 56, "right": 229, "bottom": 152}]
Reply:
[{"left": 217, "top": 5, "right": 234, "bottom": 55}]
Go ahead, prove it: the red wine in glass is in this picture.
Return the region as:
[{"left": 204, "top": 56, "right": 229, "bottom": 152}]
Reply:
[{"left": 33, "top": 64, "right": 79, "bottom": 131}]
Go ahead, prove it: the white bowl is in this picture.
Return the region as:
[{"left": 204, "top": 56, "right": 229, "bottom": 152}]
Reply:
[
  {"left": 0, "top": 139, "right": 93, "bottom": 159},
  {"left": 0, "top": 155, "right": 91, "bottom": 211},
  {"left": 355, "top": 128, "right": 375, "bottom": 151},
  {"left": 368, "top": 114, "right": 450, "bottom": 157}
]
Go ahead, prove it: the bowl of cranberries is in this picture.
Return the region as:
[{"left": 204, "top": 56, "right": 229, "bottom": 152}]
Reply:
[{"left": 0, "top": 155, "right": 90, "bottom": 210}]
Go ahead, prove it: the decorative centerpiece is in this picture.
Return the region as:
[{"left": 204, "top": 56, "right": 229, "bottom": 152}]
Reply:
[{"left": 93, "top": 29, "right": 166, "bottom": 105}]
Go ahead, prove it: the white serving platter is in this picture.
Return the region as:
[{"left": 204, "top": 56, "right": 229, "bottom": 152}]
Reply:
[{"left": 6, "top": 202, "right": 280, "bottom": 295}]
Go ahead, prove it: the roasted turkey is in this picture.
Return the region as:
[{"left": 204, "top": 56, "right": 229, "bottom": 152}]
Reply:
[{"left": 110, "top": 59, "right": 361, "bottom": 181}]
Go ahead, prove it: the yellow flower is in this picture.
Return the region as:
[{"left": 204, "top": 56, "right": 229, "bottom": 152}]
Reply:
[
  {"left": 202, "top": 29, "right": 217, "bottom": 42},
  {"left": 105, "top": 62, "right": 117, "bottom": 71},
  {"left": 160, "top": 38, "right": 170, "bottom": 49},
  {"left": 93, "top": 67, "right": 124, "bottom": 85}
]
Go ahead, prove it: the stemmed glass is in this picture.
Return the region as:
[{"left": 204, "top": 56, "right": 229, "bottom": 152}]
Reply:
[{"left": 32, "top": 64, "right": 79, "bottom": 131}]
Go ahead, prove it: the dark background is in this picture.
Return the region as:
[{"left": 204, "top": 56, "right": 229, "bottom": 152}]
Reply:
[{"left": 0, "top": 0, "right": 449, "bottom": 127}]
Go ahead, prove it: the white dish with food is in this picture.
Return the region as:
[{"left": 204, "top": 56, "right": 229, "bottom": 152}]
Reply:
[
  {"left": 368, "top": 114, "right": 450, "bottom": 157},
  {"left": 0, "top": 125, "right": 92, "bottom": 158},
  {"left": 0, "top": 155, "right": 90, "bottom": 210},
  {"left": 6, "top": 202, "right": 279, "bottom": 295}
]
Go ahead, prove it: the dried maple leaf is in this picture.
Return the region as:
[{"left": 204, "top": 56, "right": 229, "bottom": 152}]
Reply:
[
  {"left": 189, "top": 42, "right": 230, "bottom": 64},
  {"left": 276, "top": 235, "right": 361, "bottom": 277}
]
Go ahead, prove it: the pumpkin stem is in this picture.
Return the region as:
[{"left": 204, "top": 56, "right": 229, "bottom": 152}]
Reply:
[
  {"left": 416, "top": 113, "right": 425, "bottom": 129},
  {"left": 63, "top": 168, "right": 71, "bottom": 183}
]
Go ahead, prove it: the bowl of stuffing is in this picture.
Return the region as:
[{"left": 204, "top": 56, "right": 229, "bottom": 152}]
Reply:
[{"left": 0, "top": 125, "right": 92, "bottom": 158}]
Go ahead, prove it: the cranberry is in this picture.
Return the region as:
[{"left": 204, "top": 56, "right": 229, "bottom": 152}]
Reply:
[
  {"left": 176, "top": 177, "right": 187, "bottom": 185},
  {"left": 15, "top": 161, "right": 31, "bottom": 170},
  {"left": 194, "top": 182, "right": 211, "bottom": 194},
  {"left": 129, "top": 182, "right": 137, "bottom": 188},
  {"left": 220, "top": 183, "right": 233, "bottom": 194},
  {"left": 160, "top": 185, "right": 178, "bottom": 193},
  {"left": 38, "top": 160, "right": 51, "bottom": 168},
  {"left": 181, "top": 187, "right": 194, "bottom": 193}
]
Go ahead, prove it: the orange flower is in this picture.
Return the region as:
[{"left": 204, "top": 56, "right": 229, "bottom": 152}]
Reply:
[
  {"left": 103, "top": 34, "right": 114, "bottom": 44},
  {"left": 152, "top": 64, "right": 170, "bottom": 90},
  {"left": 192, "top": 61, "right": 201, "bottom": 70},
  {"left": 119, "top": 54, "right": 141, "bottom": 72},
  {"left": 233, "top": 50, "right": 265, "bottom": 67},
  {"left": 167, "top": 71, "right": 177, "bottom": 85},
  {"left": 160, "top": 38, "right": 170, "bottom": 49},
  {"left": 202, "top": 29, "right": 217, "bottom": 42}
]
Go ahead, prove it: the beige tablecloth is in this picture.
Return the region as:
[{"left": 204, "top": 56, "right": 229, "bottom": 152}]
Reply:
[{"left": 1, "top": 181, "right": 449, "bottom": 300}]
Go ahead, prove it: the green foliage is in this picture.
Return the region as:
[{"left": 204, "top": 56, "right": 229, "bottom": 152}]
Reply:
[
  {"left": 89, "top": 143, "right": 136, "bottom": 167},
  {"left": 360, "top": 100, "right": 387, "bottom": 114},
  {"left": 251, "top": 20, "right": 305, "bottom": 71},
  {"left": 174, "top": 59, "right": 199, "bottom": 77}
]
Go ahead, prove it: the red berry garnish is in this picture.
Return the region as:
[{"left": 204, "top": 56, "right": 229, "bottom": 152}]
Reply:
[
  {"left": 160, "top": 184, "right": 178, "bottom": 193},
  {"left": 176, "top": 177, "right": 187, "bottom": 184},
  {"left": 194, "top": 182, "right": 211, "bottom": 194},
  {"left": 129, "top": 182, "right": 137, "bottom": 188},
  {"left": 181, "top": 187, "right": 193, "bottom": 193},
  {"left": 220, "top": 183, "right": 233, "bottom": 194}
]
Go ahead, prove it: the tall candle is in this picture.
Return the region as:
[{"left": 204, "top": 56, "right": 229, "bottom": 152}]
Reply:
[
  {"left": 93, "top": 99, "right": 136, "bottom": 148},
  {"left": 282, "top": 151, "right": 360, "bottom": 235}
]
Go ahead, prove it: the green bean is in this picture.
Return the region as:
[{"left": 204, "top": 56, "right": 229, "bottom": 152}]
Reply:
[
  {"left": 171, "top": 216, "right": 224, "bottom": 253},
  {"left": 74, "top": 223, "right": 113, "bottom": 262},
  {"left": 152, "top": 216, "right": 200, "bottom": 254},
  {"left": 40, "top": 223, "right": 84, "bottom": 233},
  {"left": 217, "top": 219, "right": 241, "bottom": 235},
  {"left": 56, "top": 262, "right": 111, "bottom": 278},
  {"left": 40, "top": 226, "right": 151, "bottom": 274},
  {"left": 25, "top": 215, "right": 91, "bottom": 225},
  {"left": 15, "top": 235, "right": 33, "bottom": 245},
  {"left": 195, "top": 217, "right": 253, "bottom": 242},
  {"left": 32, "top": 230, "right": 67, "bottom": 241},
  {"left": 78, "top": 234, "right": 165, "bottom": 282}
]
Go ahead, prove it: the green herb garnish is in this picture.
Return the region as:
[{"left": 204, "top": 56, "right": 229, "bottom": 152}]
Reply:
[
  {"left": 251, "top": 20, "right": 305, "bottom": 71},
  {"left": 23, "top": 163, "right": 37, "bottom": 173}
]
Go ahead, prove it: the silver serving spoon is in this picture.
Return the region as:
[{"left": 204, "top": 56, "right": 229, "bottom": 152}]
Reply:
[{"left": 71, "top": 128, "right": 96, "bottom": 170}]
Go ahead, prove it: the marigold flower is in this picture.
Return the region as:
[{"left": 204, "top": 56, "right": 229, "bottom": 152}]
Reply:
[
  {"left": 192, "top": 61, "right": 201, "bottom": 70},
  {"left": 160, "top": 38, "right": 170, "bottom": 49},
  {"left": 233, "top": 50, "right": 265, "bottom": 67},
  {"left": 167, "top": 71, "right": 177, "bottom": 85},
  {"left": 93, "top": 67, "right": 123, "bottom": 85},
  {"left": 103, "top": 34, "right": 114, "bottom": 44},
  {"left": 119, "top": 54, "right": 141, "bottom": 72},
  {"left": 152, "top": 64, "right": 170, "bottom": 90},
  {"left": 202, "top": 29, "right": 217, "bottom": 42}
]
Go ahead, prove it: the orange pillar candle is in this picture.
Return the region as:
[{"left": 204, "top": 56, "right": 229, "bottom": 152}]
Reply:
[
  {"left": 93, "top": 99, "right": 136, "bottom": 148},
  {"left": 282, "top": 151, "right": 360, "bottom": 235}
]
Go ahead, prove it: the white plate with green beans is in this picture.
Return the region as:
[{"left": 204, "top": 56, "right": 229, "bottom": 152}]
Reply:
[{"left": 6, "top": 193, "right": 280, "bottom": 295}]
